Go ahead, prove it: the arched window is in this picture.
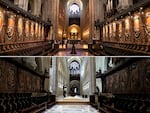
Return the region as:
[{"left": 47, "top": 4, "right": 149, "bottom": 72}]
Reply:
[
  {"left": 69, "top": 60, "right": 80, "bottom": 75},
  {"left": 69, "top": 3, "right": 80, "bottom": 15}
]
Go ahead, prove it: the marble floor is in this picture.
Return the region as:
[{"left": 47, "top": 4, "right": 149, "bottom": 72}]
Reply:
[
  {"left": 44, "top": 105, "right": 99, "bottom": 113},
  {"left": 51, "top": 44, "right": 93, "bottom": 56},
  {"left": 59, "top": 44, "right": 89, "bottom": 49},
  {"left": 53, "top": 49, "right": 92, "bottom": 56},
  {"left": 56, "top": 96, "right": 89, "bottom": 103}
]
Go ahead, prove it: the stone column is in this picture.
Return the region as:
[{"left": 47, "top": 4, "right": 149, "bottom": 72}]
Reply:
[
  {"left": 14, "top": 0, "right": 19, "bottom": 5},
  {"left": 89, "top": 57, "right": 96, "bottom": 95},
  {"left": 23, "top": 0, "right": 29, "bottom": 11},
  {"left": 89, "top": 0, "right": 95, "bottom": 41},
  {"left": 51, "top": 0, "right": 59, "bottom": 40},
  {"left": 14, "top": 0, "right": 24, "bottom": 9},
  {"left": 50, "top": 57, "right": 58, "bottom": 95},
  {"left": 33, "top": 0, "right": 42, "bottom": 16},
  {"left": 100, "top": 0, "right": 105, "bottom": 22},
  {"left": 118, "top": 0, "right": 133, "bottom": 11},
  {"left": 43, "top": 58, "right": 51, "bottom": 92}
]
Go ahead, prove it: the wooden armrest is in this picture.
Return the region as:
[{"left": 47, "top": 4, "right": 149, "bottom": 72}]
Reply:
[
  {"left": 103, "top": 104, "right": 125, "bottom": 113},
  {"left": 20, "top": 105, "right": 38, "bottom": 113},
  {"left": 38, "top": 102, "right": 47, "bottom": 107}
]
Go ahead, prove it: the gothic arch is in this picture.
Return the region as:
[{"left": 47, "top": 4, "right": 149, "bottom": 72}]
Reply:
[
  {"left": 70, "top": 80, "right": 80, "bottom": 95},
  {"left": 67, "top": 0, "right": 83, "bottom": 11},
  {"left": 68, "top": 57, "right": 81, "bottom": 65}
]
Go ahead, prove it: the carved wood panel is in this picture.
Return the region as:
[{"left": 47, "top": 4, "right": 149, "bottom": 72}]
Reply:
[
  {"left": 0, "top": 59, "right": 43, "bottom": 93},
  {"left": 0, "top": 60, "right": 6, "bottom": 92},
  {"left": 0, "top": 7, "right": 5, "bottom": 43},
  {"left": 6, "top": 62, "right": 17, "bottom": 92},
  {"left": 18, "top": 69, "right": 25, "bottom": 92},
  {"left": 105, "top": 59, "right": 150, "bottom": 94}
]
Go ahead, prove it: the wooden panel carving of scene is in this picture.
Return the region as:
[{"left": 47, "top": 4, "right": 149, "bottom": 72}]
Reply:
[
  {"left": 0, "top": 59, "right": 43, "bottom": 93},
  {"left": 105, "top": 59, "right": 150, "bottom": 94}
]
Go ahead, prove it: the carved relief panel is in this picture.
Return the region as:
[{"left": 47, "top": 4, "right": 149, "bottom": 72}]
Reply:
[
  {"left": 0, "top": 8, "right": 5, "bottom": 43},
  {"left": 112, "top": 21, "right": 117, "bottom": 41},
  {"left": 30, "top": 21, "right": 35, "bottom": 40},
  {"left": 109, "top": 23, "right": 113, "bottom": 41},
  {"left": 0, "top": 59, "right": 45, "bottom": 93},
  {"left": 38, "top": 24, "right": 41, "bottom": 40},
  {"left": 117, "top": 20, "right": 123, "bottom": 42},
  {"left": 18, "top": 69, "right": 25, "bottom": 92},
  {"left": 144, "top": 8, "right": 150, "bottom": 42},
  {"left": 42, "top": 26, "right": 44, "bottom": 41},
  {"left": 0, "top": 60, "right": 6, "bottom": 92},
  {"left": 103, "top": 26, "right": 106, "bottom": 41},
  {"left": 35, "top": 22, "right": 38, "bottom": 40},
  {"left": 26, "top": 72, "right": 32, "bottom": 92},
  {"left": 124, "top": 16, "right": 132, "bottom": 42},
  {"left": 25, "top": 19, "right": 30, "bottom": 41},
  {"left": 143, "top": 60, "right": 150, "bottom": 92},
  {"left": 105, "top": 60, "right": 150, "bottom": 94},
  {"left": 5, "top": 12, "right": 16, "bottom": 43},
  {"left": 6, "top": 62, "right": 16, "bottom": 92},
  {"left": 31, "top": 76, "right": 36, "bottom": 92},
  {"left": 112, "top": 73, "right": 120, "bottom": 92},
  {"left": 17, "top": 16, "right": 24, "bottom": 41},
  {"left": 133, "top": 13, "right": 141, "bottom": 42},
  {"left": 129, "top": 63, "right": 141, "bottom": 93}
]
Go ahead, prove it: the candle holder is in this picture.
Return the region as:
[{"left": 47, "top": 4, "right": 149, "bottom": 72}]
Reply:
[{"left": 70, "top": 32, "right": 77, "bottom": 54}]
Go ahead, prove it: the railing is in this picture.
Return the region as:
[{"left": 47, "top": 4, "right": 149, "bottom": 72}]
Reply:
[{"left": 0, "top": 0, "right": 53, "bottom": 56}]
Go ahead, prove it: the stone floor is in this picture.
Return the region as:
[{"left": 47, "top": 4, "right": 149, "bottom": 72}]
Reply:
[
  {"left": 49, "top": 44, "right": 93, "bottom": 56},
  {"left": 53, "top": 49, "right": 92, "bottom": 56},
  {"left": 56, "top": 96, "right": 89, "bottom": 103},
  {"left": 44, "top": 96, "right": 99, "bottom": 113},
  {"left": 44, "top": 105, "right": 99, "bottom": 113}
]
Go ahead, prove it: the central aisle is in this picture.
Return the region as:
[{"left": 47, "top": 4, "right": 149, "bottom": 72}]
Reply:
[
  {"left": 56, "top": 96, "right": 89, "bottom": 103},
  {"left": 48, "top": 44, "right": 93, "bottom": 56},
  {"left": 44, "top": 105, "right": 99, "bottom": 113},
  {"left": 44, "top": 96, "right": 99, "bottom": 113}
]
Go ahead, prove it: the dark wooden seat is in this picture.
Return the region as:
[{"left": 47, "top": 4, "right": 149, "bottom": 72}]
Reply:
[
  {"left": 103, "top": 104, "right": 125, "bottom": 113},
  {"left": 90, "top": 94, "right": 150, "bottom": 113},
  {"left": 99, "top": 107, "right": 110, "bottom": 113},
  {"left": 0, "top": 93, "right": 56, "bottom": 113}
]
